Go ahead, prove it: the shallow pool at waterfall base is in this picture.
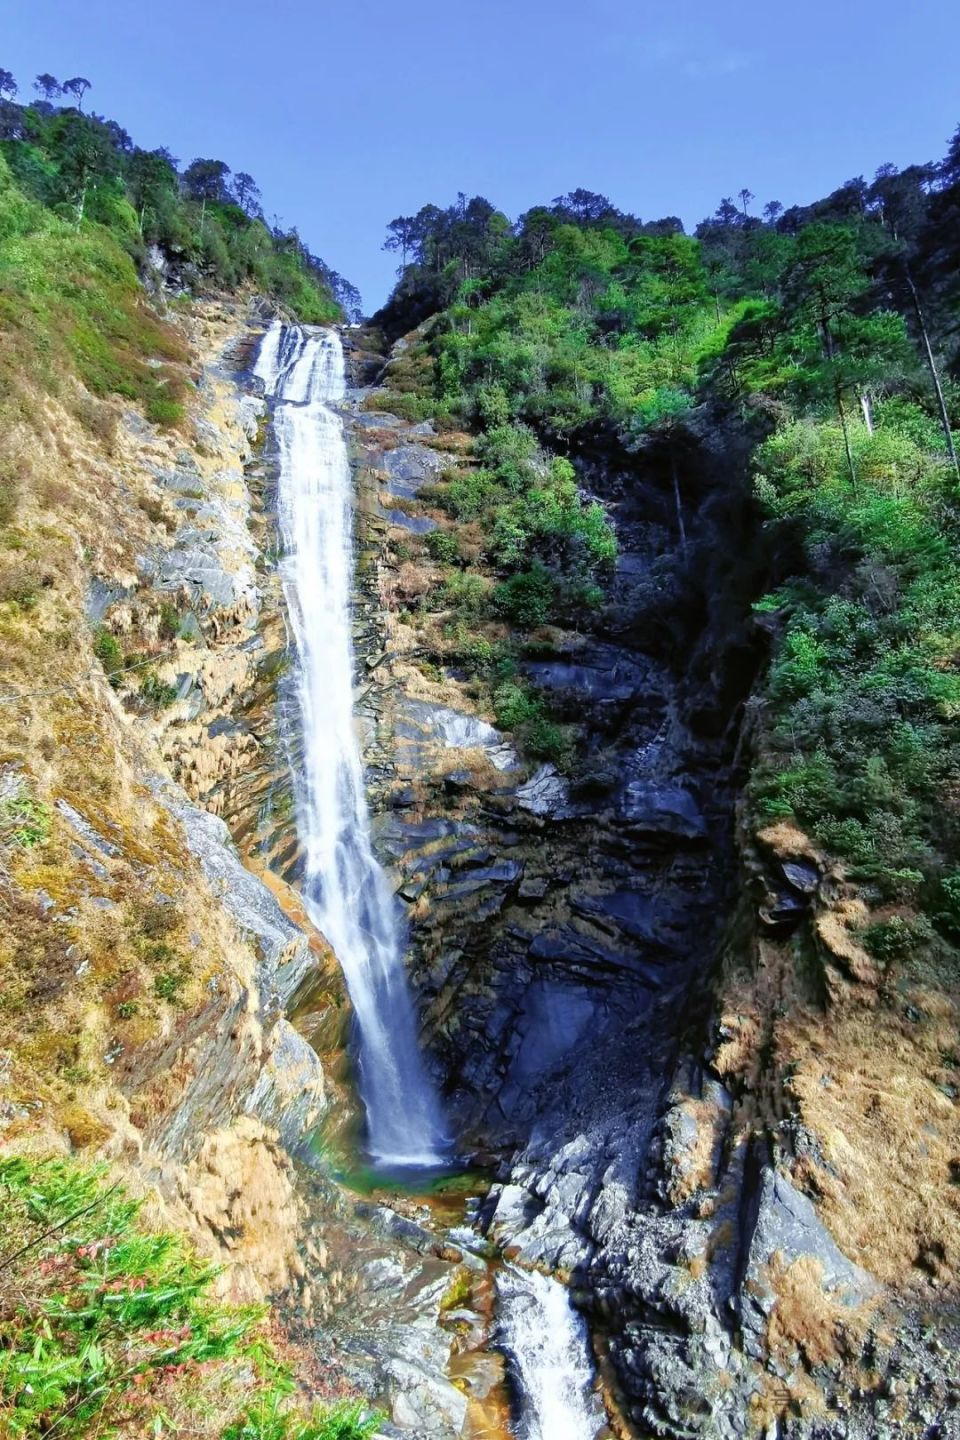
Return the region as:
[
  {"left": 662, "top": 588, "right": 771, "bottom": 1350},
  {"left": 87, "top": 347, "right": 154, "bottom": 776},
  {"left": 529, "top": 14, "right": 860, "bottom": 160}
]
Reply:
[{"left": 304, "top": 1124, "right": 488, "bottom": 1198}]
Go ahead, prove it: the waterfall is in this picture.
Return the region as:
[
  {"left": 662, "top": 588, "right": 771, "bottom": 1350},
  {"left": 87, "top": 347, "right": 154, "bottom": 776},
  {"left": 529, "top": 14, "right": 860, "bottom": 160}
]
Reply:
[
  {"left": 496, "top": 1267, "right": 605, "bottom": 1440},
  {"left": 254, "top": 320, "right": 448, "bottom": 1169}
]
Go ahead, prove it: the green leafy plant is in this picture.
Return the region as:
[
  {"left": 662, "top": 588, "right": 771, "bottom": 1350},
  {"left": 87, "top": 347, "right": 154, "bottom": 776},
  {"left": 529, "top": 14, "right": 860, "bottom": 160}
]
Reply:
[
  {"left": 139, "top": 670, "right": 178, "bottom": 709},
  {"left": 0, "top": 1157, "right": 379, "bottom": 1439}
]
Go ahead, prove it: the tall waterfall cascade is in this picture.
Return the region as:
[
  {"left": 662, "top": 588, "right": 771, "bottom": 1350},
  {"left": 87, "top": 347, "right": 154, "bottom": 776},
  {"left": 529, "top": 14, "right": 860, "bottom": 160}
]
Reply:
[
  {"left": 497, "top": 1267, "right": 605, "bottom": 1440},
  {"left": 255, "top": 321, "right": 447, "bottom": 1168}
]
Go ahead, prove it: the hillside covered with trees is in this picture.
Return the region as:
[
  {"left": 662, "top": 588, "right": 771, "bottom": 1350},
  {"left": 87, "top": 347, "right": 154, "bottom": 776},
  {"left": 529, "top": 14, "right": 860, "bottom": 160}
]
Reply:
[
  {"left": 369, "top": 133, "right": 960, "bottom": 947},
  {"left": 0, "top": 65, "right": 357, "bottom": 433}
]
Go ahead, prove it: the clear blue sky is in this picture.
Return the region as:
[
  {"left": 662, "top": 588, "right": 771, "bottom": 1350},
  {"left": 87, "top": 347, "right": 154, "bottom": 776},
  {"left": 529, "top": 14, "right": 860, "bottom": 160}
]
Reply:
[{"left": 5, "top": 0, "right": 960, "bottom": 312}]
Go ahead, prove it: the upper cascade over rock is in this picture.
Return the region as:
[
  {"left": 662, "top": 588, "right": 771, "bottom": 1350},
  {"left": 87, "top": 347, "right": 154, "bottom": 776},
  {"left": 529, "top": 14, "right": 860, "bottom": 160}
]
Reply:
[{"left": 254, "top": 321, "right": 447, "bottom": 1169}]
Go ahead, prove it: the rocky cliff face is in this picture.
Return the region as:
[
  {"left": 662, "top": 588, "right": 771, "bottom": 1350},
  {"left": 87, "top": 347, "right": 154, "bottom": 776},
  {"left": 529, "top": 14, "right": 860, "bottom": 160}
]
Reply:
[
  {"left": 0, "top": 298, "right": 333, "bottom": 1307},
  {"left": 0, "top": 302, "right": 482, "bottom": 1436},
  {"left": 341, "top": 327, "right": 960, "bottom": 1438},
  {"left": 6, "top": 295, "right": 955, "bottom": 1440}
]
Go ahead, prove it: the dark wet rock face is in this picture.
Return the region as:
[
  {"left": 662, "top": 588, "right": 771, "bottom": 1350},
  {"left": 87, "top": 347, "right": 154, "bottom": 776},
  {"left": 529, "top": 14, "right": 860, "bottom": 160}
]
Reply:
[
  {"left": 343, "top": 346, "right": 956, "bottom": 1437},
  {"left": 342, "top": 346, "right": 781, "bottom": 1430}
]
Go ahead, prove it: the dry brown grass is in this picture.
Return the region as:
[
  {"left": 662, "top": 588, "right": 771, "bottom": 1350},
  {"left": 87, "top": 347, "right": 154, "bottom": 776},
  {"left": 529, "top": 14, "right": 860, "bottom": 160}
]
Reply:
[
  {"left": 0, "top": 309, "right": 253, "bottom": 1157},
  {"left": 778, "top": 989, "right": 960, "bottom": 1290},
  {"left": 766, "top": 1252, "right": 873, "bottom": 1369},
  {"left": 666, "top": 1095, "right": 728, "bottom": 1204}
]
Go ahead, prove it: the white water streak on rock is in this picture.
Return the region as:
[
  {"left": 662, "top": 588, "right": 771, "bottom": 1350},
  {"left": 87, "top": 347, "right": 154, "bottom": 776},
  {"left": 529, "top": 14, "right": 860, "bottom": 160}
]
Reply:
[
  {"left": 497, "top": 1265, "right": 604, "bottom": 1440},
  {"left": 255, "top": 322, "right": 447, "bottom": 1168}
]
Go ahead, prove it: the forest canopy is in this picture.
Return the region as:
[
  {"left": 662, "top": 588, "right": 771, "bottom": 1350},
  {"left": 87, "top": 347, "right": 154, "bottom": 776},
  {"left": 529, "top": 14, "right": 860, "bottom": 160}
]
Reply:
[
  {"left": 370, "top": 128, "right": 960, "bottom": 932},
  {"left": 0, "top": 66, "right": 359, "bottom": 322}
]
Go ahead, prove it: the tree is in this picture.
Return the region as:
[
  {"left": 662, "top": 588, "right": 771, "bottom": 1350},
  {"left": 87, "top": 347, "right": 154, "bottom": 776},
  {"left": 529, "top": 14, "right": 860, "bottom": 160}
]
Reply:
[
  {"left": 871, "top": 160, "right": 959, "bottom": 476},
  {"left": 182, "top": 157, "right": 231, "bottom": 203},
  {"left": 782, "top": 223, "right": 912, "bottom": 486},
  {"left": 715, "top": 197, "right": 741, "bottom": 227},
  {"left": 763, "top": 200, "right": 784, "bottom": 224},
  {"left": 62, "top": 76, "right": 91, "bottom": 110},
  {"left": 182, "top": 157, "right": 231, "bottom": 237},
  {"left": 127, "top": 147, "right": 179, "bottom": 233},
  {"left": 515, "top": 206, "right": 560, "bottom": 269},
  {"left": 383, "top": 214, "right": 420, "bottom": 270},
  {"left": 626, "top": 233, "right": 709, "bottom": 361},
  {"left": 551, "top": 188, "right": 616, "bottom": 224},
  {"left": 233, "top": 171, "right": 261, "bottom": 216},
  {"left": 34, "top": 73, "right": 60, "bottom": 102},
  {"left": 56, "top": 114, "right": 116, "bottom": 227},
  {"left": 738, "top": 187, "right": 755, "bottom": 220},
  {"left": 332, "top": 276, "right": 362, "bottom": 323},
  {"left": 0, "top": 68, "right": 16, "bottom": 100}
]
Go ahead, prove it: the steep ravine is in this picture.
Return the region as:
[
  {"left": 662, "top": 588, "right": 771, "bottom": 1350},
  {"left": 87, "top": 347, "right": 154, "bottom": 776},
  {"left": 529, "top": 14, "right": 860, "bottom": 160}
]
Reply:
[
  {"left": 40, "top": 300, "right": 956, "bottom": 1440},
  {"left": 339, "top": 325, "right": 960, "bottom": 1439},
  {"left": 341, "top": 328, "right": 760, "bottom": 1433},
  {"left": 0, "top": 297, "right": 478, "bottom": 1436}
]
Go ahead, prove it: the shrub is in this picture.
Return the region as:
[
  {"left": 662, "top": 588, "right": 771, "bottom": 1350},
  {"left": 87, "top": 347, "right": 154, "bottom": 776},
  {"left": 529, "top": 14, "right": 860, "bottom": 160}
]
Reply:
[
  {"left": 435, "top": 570, "right": 491, "bottom": 623},
  {"left": 425, "top": 529, "right": 461, "bottom": 565},
  {"left": 439, "top": 468, "right": 503, "bottom": 520},
  {"left": 443, "top": 627, "right": 497, "bottom": 675},
  {"left": 477, "top": 422, "right": 539, "bottom": 492},
  {"left": 361, "top": 390, "right": 430, "bottom": 422},
  {"left": 861, "top": 914, "right": 932, "bottom": 962},
  {"left": 523, "top": 714, "right": 574, "bottom": 767},
  {"left": 935, "top": 871, "right": 960, "bottom": 939},
  {"left": 493, "top": 678, "right": 574, "bottom": 767},
  {"left": 93, "top": 626, "right": 123, "bottom": 680},
  {"left": 153, "top": 969, "right": 186, "bottom": 1001},
  {"left": 145, "top": 391, "right": 184, "bottom": 427},
  {"left": 0, "top": 557, "right": 41, "bottom": 608},
  {"left": 475, "top": 383, "right": 511, "bottom": 428},
  {"left": 0, "top": 1156, "right": 379, "bottom": 1439},
  {"left": 493, "top": 563, "right": 557, "bottom": 626},
  {"left": 0, "top": 794, "right": 51, "bottom": 849},
  {"left": 158, "top": 599, "right": 182, "bottom": 640},
  {"left": 139, "top": 670, "right": 178, "bottom": 708},
  {"left": 493, "top": 679, "right": 539, "bottom": 730}
]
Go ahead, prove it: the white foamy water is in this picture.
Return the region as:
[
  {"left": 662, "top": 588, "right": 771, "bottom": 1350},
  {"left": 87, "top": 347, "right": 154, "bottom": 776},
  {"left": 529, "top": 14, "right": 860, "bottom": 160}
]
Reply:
[
  {"left": 255, "top": 321, "right": 447, "bottom": 1168},
  {"left": 497, "top": 1266, "right": 605, "bottom": 1440}
]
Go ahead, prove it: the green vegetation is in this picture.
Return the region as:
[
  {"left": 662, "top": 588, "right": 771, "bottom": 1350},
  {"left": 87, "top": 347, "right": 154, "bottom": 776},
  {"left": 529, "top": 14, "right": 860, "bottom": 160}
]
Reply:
[
  {"left": 0, "top": 1156, "right": 379, "bottom": 1439},
  {"left": 421, "top": 428, "right": 616, "bottom": 633},
  {"left": 492, "top": 677, "right": 573, "bottom": 767},
  {"left": 376, "top": 141, "right": 960, "bottom": 919},
  {"left": 92, "top": 626, "right": 122, "bottom": 681},
  {"left": 0, "top": 68, "right": 355, "bottom": 440},
  {"left": 139, "top": 669, "right": 179, "bottom": 709},
  {"left": 0, "top": 792, "right": 51, "bottom": 850}
]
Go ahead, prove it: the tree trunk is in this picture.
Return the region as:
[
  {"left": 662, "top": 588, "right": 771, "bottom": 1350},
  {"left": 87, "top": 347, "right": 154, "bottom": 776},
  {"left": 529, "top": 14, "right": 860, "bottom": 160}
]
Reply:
[
  {"left": 859, "top": 392, "right": 874, "bottom": 435},
  {"left": 837, "top": 388, "right": 857, "bottom": 491},
  {"left": 670, "top": 450, "right": 688, "bottom": 555},
  {"left": 904, "top": 266, "right": 959, "bottom": 479},
  {"left": 75, "top": 179, "right": 87, "bottom": 231}
]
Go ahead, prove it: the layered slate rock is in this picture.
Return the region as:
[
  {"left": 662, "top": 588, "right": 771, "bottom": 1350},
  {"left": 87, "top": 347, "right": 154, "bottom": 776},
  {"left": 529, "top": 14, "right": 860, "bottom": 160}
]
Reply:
[{"left": 341, "top": 334, "right": 950, "bottom": 1437}]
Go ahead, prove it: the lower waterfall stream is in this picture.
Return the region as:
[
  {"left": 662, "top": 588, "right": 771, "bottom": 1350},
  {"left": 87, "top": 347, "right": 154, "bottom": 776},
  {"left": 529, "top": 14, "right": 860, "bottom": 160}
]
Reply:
[
  {"left": 496, "top": 1268, "right": 606, "bottom": 1440},
  {"left": 255, "top": 321, "right": 605, "bottom": 1440}
]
